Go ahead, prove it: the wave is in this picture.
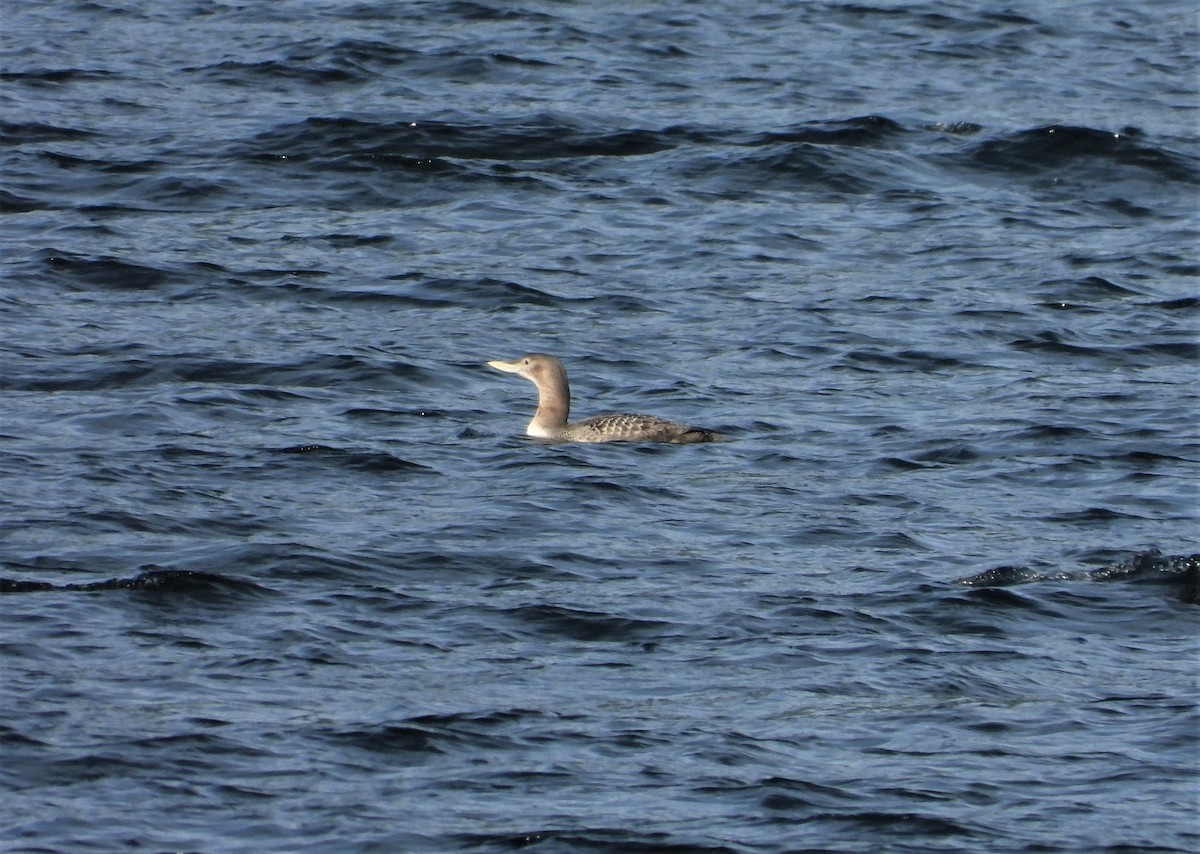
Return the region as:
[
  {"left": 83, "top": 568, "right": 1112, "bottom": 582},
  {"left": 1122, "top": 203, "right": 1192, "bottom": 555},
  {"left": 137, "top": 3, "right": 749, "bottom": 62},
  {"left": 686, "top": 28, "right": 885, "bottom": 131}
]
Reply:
[
  {"left": 0, "top": 119, "right": 97, "bottom": 146},
  {"left": 237, "top": 114, "right": 681, "bottom": 165},
  {"left": 235, "top": 113, "right": 904, "bottom": 168},
  {"left": 319, "top": 707, "right": 554, "bottom": 756},
  {"left": 0, "top": 350, "right": 409, "bottom": 393},
  {"left": 218, "top": 113, "right": 1200, "bottom": 212},
  {"left": 501, "top": 602, "right": 676, "bottom": 642},
  {"left": 0, "top": 568, "right": 270, "bottom": 597},
  {"left": 274, "top": 444, "right": 434, "bottom": 474},
  {"left": 8, "top": 108, "right": 1194, "bottom": 220},
  {"left": 40, "top": 251, "right": 175, "bottom": 291},
  {"left": 956, "top": 549, "right": 1200, "bottom": 603},
  {"left": 963, "top": 124, "right": 1200, "bottom": 184}
]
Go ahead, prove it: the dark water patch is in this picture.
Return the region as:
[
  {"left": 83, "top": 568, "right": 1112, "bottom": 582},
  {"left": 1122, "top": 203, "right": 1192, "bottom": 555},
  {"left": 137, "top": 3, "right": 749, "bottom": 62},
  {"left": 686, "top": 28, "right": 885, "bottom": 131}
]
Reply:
[
  {"left": 561, "top": 475, "right": 683, "bottom": 501},
  {"left": 119, "top": 731, "right": 259, "bottom": 758},
  {"left": 460, "top": 828, "right": 741, "bottom": 854},
  {"left": 844, "top": 491, "right": 923, "bottom": 510},
  {"left": 955, "top": 586, "right": 1069, "bottom": 615},
  {"left": 825, "top": 2, "right": 1035, "bottom": 30},
  {"left": 4, "top": 751, "right": 146, "bottom": 789},
  {"left": 0, "top": 349, "right": 421, "bottom": 393},
  {"left": 0, "top": 189, "right": 45, "bottom": 212},
  {"left": 40, "top": 251, "right": 175, "bottom": 291},
  {"left": 957, "top": 550, "right": 1200, "bottom": 603},
  {"left": 70, "top": 507, "right": 268, "bottom": 539},
  {"left": 377, "top": 50, "right": 559, "bottom": 85},
  {"left": 355, "top": 549, "right": 567, "bottom": 583},
  {"left": 0, "top": 568, "right": 269, "bottom": 598},
  {"left": 875, "top": 456, "right": 939, "bottom": 472},
  {"left": 0, "top": 359, "right": 156, "bottom": 392},
  {"left": 0, "top": 119, "right": 98, "bottom": 144},
  {"left": 410, "top": 707, "right": 553, "bottom": 730},
  {"left": 759, "top": 595, "right": 868, "bottom": 626},
  {"left": 174, "top": 353, "right": 419, "bottom": 389},
  {"left": 1096, "top": 196, "right": 1156, "bottom": 218},
  {"left": 1129, "top": 341, "right": 1200, "bottom": 363},
  {"left": 488, "top": 52, "right": 556, "bottom": 68},
  {"left": 689, "top": 143, "right": 876, "bottom": 195},
  {"left": 841, "top": 348, "right": 970, "bottom": 372},
  {"left": 747, "top": 114, "right": 907, "bottom": 148},
  {"left": 781, "top": 809, "right": 975, "bottom": 840},
  {"left": 176, "top": 387, "right": 314, "bottom": 412},
  {"left": 192, "top": 33, "right": 561, "bottom": 88},
  {"left": 0, "top": 725, "right": 46, "bottom": 748},
  {"left": 751, "top": 776, "right": 850, "bottom": 811},
  {"left": 909, "top": 443, "right": 983, "bottom": 466},
  {"left": 672, "top": 116, "right": 916, "bottom": 197},
  {"left": 37, "top": 150, "right": 118, "bottom": 171},
  {"left": 274, "top": 444, "right": 433, "bottom": 475},
  {"left": 958, "top": 565, "right": 1049, "bottom": 587},
  {"left": 2, "top": 733, "right": 271, "bottom": 796},
  {"left": 133, "top": 175, "right": 231, "bottom": 207},
  {"left": 189, "top": 58, "right": 359, "bottom": 86},
  {"left": 1011, "top": 424, "right": 1095, "bottom": 442},
  {"left": 504, "top": 604, "right": 675, "bottom": 643},
  {"left": 371, "top": 275, "right": 656, "bottom": 313},
  {"left": 222, "top": 265, "right": 331, "bottom": 280},
  {"left": 428, "top": 0, "right": 557, "bottom": 25},
  {"left": 240, "top": 114, "right": 912, "bottom": 179},
  {"left": 785, "top": 524, "right": 868, "bottom": 549},
  {"left": 315, "top": 232, "right": 396, "bottom": 249},
  {"left": 322, "top": 723, "right": 444, "bottom": 755},
  {"left": 321, "top": 708, "right": 551, "bottom": 757},
  {"left": 899, "top": 583, "right": 1070, "bottom": 640},
  {"left": 1036, "top": 300, "right": 1103, "bottom": 314},
  {"left": 0, "top": 67, "right": 115, "bottom": 85},
  {"left": 181, "top": 354, "right": 356, "bottom": 386},
  {"left": 1005, "top": 330, "right": 1195, "bottom": 367},
  {"left": 961, "top": 124, "right": 1200, "bottom": 184},
  {"left": 342, "top": 406, "right": 415, "bottom": 421},
  {"left": 746, "top": 451, "right": 811, "bottom": 469},
  {"left": 299, "top": 38, "right": 421, "bottom": 74},
  {"left": 1061, "top": 251, "right": 1148, "bottom": 271},
  {"left": 1151, "top": 296, "right": 1198, "bottom": 311},
  {"left": 1007, "top": 330, "right": 1093, "bottom": 357},
  {"left": 1045, "top": 507, "right": 1146, "bottom": 524},
  {"left": 240, "top": 115, "right": 680, "bottom": 166},
  {"left": 1033, "top": 275, "right": 1141, "bottom": 301},
  {"left": 1109, "top": 449, "right": 1197, "bottom": 468},
  {"left": 340, "top": 276, "right": 571, "bottom": 310},
  {"left": 28, "top": 163, "right": 236, "bottom": 214}
]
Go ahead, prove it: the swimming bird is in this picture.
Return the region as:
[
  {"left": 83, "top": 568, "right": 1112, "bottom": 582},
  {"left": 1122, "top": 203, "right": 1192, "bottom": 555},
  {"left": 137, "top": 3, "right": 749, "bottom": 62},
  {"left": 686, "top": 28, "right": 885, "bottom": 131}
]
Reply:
[{"left": 487, "top": 353, "right": 724, "bottom": 444}]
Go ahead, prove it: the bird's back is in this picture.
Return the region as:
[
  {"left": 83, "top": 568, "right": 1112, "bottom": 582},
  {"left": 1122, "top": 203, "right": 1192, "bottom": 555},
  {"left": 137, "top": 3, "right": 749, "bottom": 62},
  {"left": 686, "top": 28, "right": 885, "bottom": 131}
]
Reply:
[{"left": 563, "top": 412, "right": 724, "bottom": 444}]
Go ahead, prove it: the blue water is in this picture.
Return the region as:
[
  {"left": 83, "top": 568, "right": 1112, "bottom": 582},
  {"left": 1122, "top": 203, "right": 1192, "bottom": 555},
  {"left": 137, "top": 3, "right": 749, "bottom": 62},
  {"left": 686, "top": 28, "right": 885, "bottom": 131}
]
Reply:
[{"left": 2, "top": 1, "right": 1198, "bottom": 852}]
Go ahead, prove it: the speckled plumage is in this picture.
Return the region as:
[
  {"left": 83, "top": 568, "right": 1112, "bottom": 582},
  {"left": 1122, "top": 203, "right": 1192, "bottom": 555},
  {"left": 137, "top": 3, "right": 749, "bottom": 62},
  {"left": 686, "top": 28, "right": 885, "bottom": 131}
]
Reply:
[
  {"left": 487, "top": 353, "right": 724, "bottom": 444},
  {"left": 561, "top": 412, "right": 722, "bottom": 444}
]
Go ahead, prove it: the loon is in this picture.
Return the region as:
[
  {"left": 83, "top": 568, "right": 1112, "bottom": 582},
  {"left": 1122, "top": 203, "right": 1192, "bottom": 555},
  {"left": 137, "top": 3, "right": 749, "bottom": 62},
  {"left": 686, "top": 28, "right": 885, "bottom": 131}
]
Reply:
[{"left": 487, "top": 353, "right": 724, "bottom": 444}]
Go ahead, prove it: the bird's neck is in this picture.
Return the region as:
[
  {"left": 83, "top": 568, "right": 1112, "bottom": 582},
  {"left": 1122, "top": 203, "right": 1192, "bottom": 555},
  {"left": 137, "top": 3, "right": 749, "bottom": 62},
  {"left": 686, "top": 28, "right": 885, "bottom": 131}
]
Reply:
[{"left": 529, "top": 376, "right": 570, "bottom": 433}]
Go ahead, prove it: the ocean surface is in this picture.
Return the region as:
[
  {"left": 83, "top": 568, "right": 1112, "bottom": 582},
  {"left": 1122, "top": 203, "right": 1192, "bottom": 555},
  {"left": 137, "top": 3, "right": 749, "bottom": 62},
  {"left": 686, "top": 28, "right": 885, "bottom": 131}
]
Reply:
[{"left": 2, "top": 1, "right": 1198, "bottom": 852}]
